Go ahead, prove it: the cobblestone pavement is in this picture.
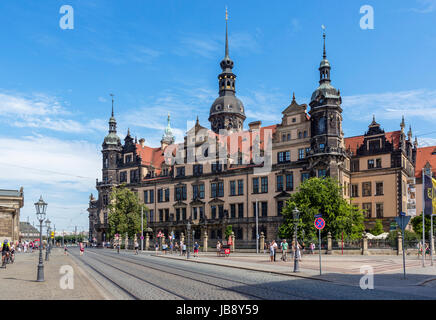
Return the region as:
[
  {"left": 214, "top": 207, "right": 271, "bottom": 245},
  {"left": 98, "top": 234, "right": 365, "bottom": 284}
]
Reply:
[
  {"left": 0, "top": 248, "right": 107, "bottom": 299},
  {"left": 71, "top": 248, "right": 436, "bottom": 299}
]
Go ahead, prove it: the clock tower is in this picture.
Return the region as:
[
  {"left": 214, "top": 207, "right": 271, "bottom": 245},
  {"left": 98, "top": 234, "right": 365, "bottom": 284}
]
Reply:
[{"left": 308, "top": 28, "right": 347, "bottom": 181}]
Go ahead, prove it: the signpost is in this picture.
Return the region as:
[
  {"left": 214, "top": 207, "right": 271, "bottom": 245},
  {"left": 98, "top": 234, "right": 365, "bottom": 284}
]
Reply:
[
  {"left": 395, "top": 212, "right": 411, "bottom": 279},
  {"left": 314, "top": 216, "right": 325, "bottom": 275}
]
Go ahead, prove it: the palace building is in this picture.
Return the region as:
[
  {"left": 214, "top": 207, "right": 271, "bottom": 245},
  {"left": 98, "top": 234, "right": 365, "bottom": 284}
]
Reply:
[{"left": 88, "top": 18, "right": 430, "bottom": 246}]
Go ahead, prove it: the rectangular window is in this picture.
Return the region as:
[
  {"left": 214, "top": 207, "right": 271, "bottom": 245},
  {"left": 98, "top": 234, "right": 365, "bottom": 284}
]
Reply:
[
  {"left": 211, "top": 162, "right": 222, "bottom": 173},
  {"left": 149, "top": 209, "right": 154, "bottom": 222},
  {"left": 176, "top": 167, "right": 185, "bottom": 177},
  {"left": 301, "top": 173, "right": 310, "bottom": 183},
  {"left": 285, "top": 151, "right": 290, "bottom": 162},
  {"left": 120, "top": 171, "right": 127, "bottom": 183},
  {"left": 193, "top": 207, "right": 198, "bottom": 220},
  {"left": 230, "top": 181, "right": 236, "bottom": 196},
  {"left": 193, "top": 185, "right": 198, "bottom": 200},
  {"left": 165, "top": 188, "right": 170, "bottom": 201},
  {"left": 362, "top": 182, "right": 372, "bottom": 197},
  {"left": 182, "top": 208, "right": 186, "bottom": 220},
  {"left": 143, "top": 191, "right": 148, "bottom": 204},
  {"left": 193, "top": 164, "right": 203, "bottom": 176},
  {"left": 218, "top": 182, "right": 224, "bottom": 197},
  {"left": 158, "top": 189, "right": 163, "bottom": 202},
  {"left": 199, "top": 207, "right": 204, "bottom": 220},
  {"left": 211, "top": 205, "right": 216, "bottom": 219},
  {"left": 376, "top": 203, "right": 383, "bottom": 218},
  {"left": 305, "top": 148, "right": 310, "bottom": 156},
  {"left": 211, "top": 183, "right": 217, "bottom": 198},
  {"left": 276, "top": 175, "right": 283, "bottom": 192},
  {"left": 261, "top": 177, "right": 268, "bottom": 193},
  {"left": 298, "top": 148, "right": 305, "bottom": 160},
  {"left": 149, "top": 190, "right": 154, "bottom": 203},
  {"left": 261, "top": 202, "right": 268, "bottom": 217},
  {"left": 165, "top": 209, "right": 169, "bottom": 222},
  {"left": 362, "top": 203, "right": 372, "bottom": 218},
  {"left": 158, "top": 209, "right": 163, "bottom": 221},
  {"left": 252, "top": 178, "right": 259, "bottom": 194},
  {"left": 277, "top": 151, "right": 290, "bottom": 163},
  {"left": 218, "top": 205, "right": 224, "bottom": 218},
  {"left": 277, "top": 201, "right": 284, "bottom": 216},
  {"left": 176, "top": 208, "right": 180, "bottom": 221},
  {"left": 318, "top": 169, "right": 326, "bottom": 178},
  {"left": 368, "top": 159, "right": 375, "bottom": 169},
  {"left": 286, "top": 173, "right": 294, "bottom": 191},
  {"left": 351, "top": 184, "right": 359, "bottom": 197},
  {"left": 230, "top": 204, "right": 236, "bottom": 218},
  {"left": 238, "top": 203, "right": 244, "bottom": 218},
  {"left": 237, "top": 180, "right": 244, "bottom": 195},
  {"left": 351, "top": 160, "right": 360, "bottom": 172},
  {"left": 376, "top": 182, "right": 383, "bottom": 196},
  {"left": 376, "top": 158, "right": 382, "bottom": 168},
  {"left": 278, "top": 152, "right": 284, "bottom": 163}
]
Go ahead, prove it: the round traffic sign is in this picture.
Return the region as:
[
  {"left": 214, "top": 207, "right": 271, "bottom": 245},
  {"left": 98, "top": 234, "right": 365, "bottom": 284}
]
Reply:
[{"left": 314, "top": 217, "right": 325, "bottom": 230}]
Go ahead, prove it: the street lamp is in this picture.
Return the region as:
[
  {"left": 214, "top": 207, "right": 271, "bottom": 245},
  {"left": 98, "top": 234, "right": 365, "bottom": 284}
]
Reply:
[
  {"left": 187, "top": 221, "right": 191, "bottom": 259},
  {"left": 45, "top": 219, "right": 51, "bottom": 261},
  {"left": 293, "top": 207, "right": 300, "bottom": 273},
  {"left": 35, "top": 196, "right": 47, "bottom": 282}
]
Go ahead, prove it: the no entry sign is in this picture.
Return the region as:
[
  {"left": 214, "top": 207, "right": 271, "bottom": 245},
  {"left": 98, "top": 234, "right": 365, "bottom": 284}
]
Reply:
[{"left": 314, "top": 217, "right": 325, "bottom": 230}]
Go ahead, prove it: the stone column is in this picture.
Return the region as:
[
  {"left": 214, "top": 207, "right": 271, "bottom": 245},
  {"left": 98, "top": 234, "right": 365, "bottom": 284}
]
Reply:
[
  {"left": 260, "top": 232, "right": 265, "bottom": 254},
  {"left": 327, "top": 232, "right": 332, "bottom": 255},
  {"left": 231, "top": 231, "right": 235, "bottom": 252},
  {"left": 362, "top": 233, "right": 368, "bottom": 256},
  {"left": 203, "top": 231, "right": 208, "bottom": 252},
  {"left": 397, "top": 231, "right": 403, "bottom": 256},
  {"left": 145, "top": 233, "right": 150, "bottom": 251}
]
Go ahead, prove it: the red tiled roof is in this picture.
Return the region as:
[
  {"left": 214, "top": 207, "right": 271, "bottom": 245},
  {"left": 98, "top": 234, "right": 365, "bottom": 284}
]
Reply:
[
  {"left": 135, "top": 144, "right": 164, "bottom": 168},
  {"left": 344, "top": 131, "right": 401, "bottom": 155},
  {"left": 415, "top": 146, "right": 436, "bottom": 178}
]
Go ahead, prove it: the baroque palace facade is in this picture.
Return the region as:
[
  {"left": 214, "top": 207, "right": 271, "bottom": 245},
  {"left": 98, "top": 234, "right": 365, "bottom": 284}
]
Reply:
[{"left": 88, "top": 20, "right": 423, "bottom": 246}]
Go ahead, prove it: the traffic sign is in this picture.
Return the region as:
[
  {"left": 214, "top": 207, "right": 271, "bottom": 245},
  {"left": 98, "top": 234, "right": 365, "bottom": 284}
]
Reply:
[
  {"left": 395, "top": 215, "right": 411, "bottom": 231},
  {"left": 314, "top": 217, "right": 325, "bottom": 230}
]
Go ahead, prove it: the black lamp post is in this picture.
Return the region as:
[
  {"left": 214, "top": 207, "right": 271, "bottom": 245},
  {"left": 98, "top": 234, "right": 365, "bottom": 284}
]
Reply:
[
  {"left": 187, "top": 221, "right": 191, "bottom": 259},
  {"left": 45, "top": 219, "right": 51, "bottom": 261},
  {"left": 35, "top": 196, "right": 47, "bottom": 282},
  {"left": 293, "top": 207, "right": 300, "bottom": 273}
]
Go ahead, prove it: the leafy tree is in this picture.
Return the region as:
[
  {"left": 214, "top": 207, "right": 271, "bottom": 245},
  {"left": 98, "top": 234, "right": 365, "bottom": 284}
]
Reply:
[
  {"left": 371, "top": 219, "right": 384, "bottom": 236},
  {"left": 411, "top": 214, "right": 433, "bottom": 239},
  {"left": 107, "top": 185, "right": 147, "bottom": 240},
  {"left": 225, "top": 225, "right": 233, "bottom": 240},
  {"left": 278, "top": 177, "right": 365, "bottom": 241}
]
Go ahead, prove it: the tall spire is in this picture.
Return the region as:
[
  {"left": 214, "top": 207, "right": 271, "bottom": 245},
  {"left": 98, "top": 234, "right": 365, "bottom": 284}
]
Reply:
[
  {"left": 322, "top": 25, "right": 326, "bottom": 59},
  {"left": 318, "top": 25, "right": 331, "bottom": 84},
  {"left": 110, "top": 93, "right": 114, "bottom": 117},
  {"left": 225, "top": 7, "right": 229, "bottom": 58},
  {"left": 162, "top": 112, "right": 175, "bottom": 145}
]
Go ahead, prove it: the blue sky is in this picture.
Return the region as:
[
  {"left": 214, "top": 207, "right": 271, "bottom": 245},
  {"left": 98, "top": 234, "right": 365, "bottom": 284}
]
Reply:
[{"left": 0, "top": 0, "right": 435, "bottom": 232}]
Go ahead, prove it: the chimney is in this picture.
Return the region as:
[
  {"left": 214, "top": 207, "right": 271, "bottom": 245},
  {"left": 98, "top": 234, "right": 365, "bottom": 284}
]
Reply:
[
  {"left": 139, "top": 138, "right": 145, "bottom": 148},
  {"left": 248, "top": 121, "right": 261, "bottom": 131}
]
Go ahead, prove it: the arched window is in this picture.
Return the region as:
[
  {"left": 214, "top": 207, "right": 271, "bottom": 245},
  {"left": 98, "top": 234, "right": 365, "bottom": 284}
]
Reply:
[
  {"left": 303, "top": 131, "right": 307, "bottom": 138},
  {"left": 226, "top": 80, "right": 230, "bottom": 88},
  {"left": 282, "top": 134, "right": 286, "bottom": 142},
  {"left": 298, "top": 132, "right": 302, "bottom": 139},
  {"left": 287, "top": 133, "right": 291, "bottom": 141}
]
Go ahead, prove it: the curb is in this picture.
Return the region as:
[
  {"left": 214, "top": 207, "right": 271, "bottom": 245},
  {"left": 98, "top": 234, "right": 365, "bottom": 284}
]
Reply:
[{"left": 152, "top": 253, "right": 333, "bottom": 283}]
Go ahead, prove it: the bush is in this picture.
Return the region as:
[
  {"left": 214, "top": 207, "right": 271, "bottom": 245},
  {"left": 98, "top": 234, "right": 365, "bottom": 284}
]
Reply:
[
  {"left": 371, "top": 219, "right": 384, "bottom": 236},
  {"left": 386, "top": 230, "right": 420, "bottom": 244}
]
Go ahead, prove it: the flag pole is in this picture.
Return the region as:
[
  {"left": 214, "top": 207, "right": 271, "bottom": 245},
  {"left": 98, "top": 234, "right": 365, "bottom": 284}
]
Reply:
[{"left": 431, "top": 180, "right": 434, "bottom": 266}]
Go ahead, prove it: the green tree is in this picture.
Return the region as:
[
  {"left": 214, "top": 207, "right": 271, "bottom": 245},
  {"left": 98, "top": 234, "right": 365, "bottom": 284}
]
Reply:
[
  {"left": 371, "top": 219, "right": 384, "bottom": 236},
  {"left": 411, "top": 214, "right": 432, "bottom": 239},
  {"left": 107, "top": 185, "right": 147, "bottom": 240},
  {"left": 225, "top": 225, "right": 233, "bottom": 240},
  {"left": 278, "top": 177, "right": 365, "bottom": 241}
]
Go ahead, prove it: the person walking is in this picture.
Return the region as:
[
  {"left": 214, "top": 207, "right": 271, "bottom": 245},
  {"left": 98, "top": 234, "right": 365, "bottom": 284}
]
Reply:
[
  {"left": 64, "top": 244, "right": 68, "bottom": 256},
  {"left": 296, "top": 242, "right": 302, "bottom": 262},
  {"left": 134, "top": 240, "right": 139, "bottom": 255},
  {"left": 269, "top": 241, "right": 275, "bottom": 262},
  {"left": 182, "top": 242, "right": 187, "bottom": 256},
  {"left": 280, "top": 239, "right": 288, "bottom": 261},
  {"left": 216, "top": 241, "right": 221, "bottom": 257},
  {"left": 79, "top": 242, "right": 84, "bottom": 256},
  {"left": 194, "top": 242, "right": 200, "bottom": 257},
  {"left": 273, "top": 240, "right": 278, "bottom": 262},
  {"left": 155, "top": 242, "right": 159, "bottom": 255}
]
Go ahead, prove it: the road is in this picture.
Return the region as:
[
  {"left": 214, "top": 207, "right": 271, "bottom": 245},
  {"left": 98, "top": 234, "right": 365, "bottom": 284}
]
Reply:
[{"left": 71, "top": 248, "right": 434, "bottom": 300}]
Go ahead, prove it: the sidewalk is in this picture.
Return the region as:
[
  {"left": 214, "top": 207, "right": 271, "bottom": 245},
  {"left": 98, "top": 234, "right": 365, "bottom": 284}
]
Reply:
[
  {"left": 151, "top": 250, "right": 436, "bottom": 289},
  {"left": 0, "top": 249, "right": 107, "bottom": 299}
]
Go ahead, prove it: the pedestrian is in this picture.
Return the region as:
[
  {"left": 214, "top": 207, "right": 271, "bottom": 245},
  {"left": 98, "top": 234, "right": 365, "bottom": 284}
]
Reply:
[
  {"left": 280, "top": 239, "right": 288, "bottom": 261},
  {"left": 162, "top": 242, "right": 168, "bottom": 254},
  {"left": 269, "top": 241, "right": 275, "bottom": 262},
  {"left": 79, "top": 242, "right": 84, "bottom": 256},
  {"left": 310, "top": 242, "right": 315, "bottom": 254},
  {"left": 194, "top": 242, "right": 200, "bottom": 257},
  {"left": 155, "top": 242, "right": 159, "bottom": 255},
  {"left": 64, "top": 244, "right": 68, "bottom": 256},
  {"left": 170, "top": 241, "right": 174, "bottom": 254},
  {"left": 134, "top": 240, "right": 139, "bottom": 255},
  {"left": 216, "top": 241, "right": 221, "bottom": 257},
  {"left": 417, "top": 242, "right": 423, "bottom": 258},
  {"left": 182, "top": 242, "right": 187, "bottom": 256},
  {"left": 273, "top": 240, "right": 278, "bottom": 262},
  {"left": 296, "top": 242, "right": 302, "bottom": 261}
]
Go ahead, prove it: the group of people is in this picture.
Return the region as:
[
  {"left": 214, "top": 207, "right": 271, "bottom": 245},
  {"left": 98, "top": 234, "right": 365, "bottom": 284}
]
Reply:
[
  {"left": 1, "top": 239, "right": 15, "bottom": 267},
  {"left": 154, "top": 240, "right": 200, "bottom": 257},
  {"left": 265, "top": 239, "right": 317, "bottom": 262}
]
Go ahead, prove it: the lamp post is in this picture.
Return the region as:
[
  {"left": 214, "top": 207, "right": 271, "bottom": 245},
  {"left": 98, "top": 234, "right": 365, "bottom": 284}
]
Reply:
[
  {"left": 35, "top": 196, "right": 47, "bottom": 282},
  {"left": 45, "top": 219, "right": 51, "bottom": 261},
  {"left": 293, "top": 207, "right": 300, "bottom": 273},
  {"left": 187, "top": 221, "right": 191, "bottom": 259}
]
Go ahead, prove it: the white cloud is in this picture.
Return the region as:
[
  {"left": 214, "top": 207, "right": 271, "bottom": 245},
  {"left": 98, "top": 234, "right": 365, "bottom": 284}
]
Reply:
[
  {"left": 411, "top": 0, "right": 436, "bottom": 13},
  {"left": 0, "top": 91, "right": 66, "bottom": 117},
  {"left": 418, "top": 137, "right": 436, "bottom": 147}
]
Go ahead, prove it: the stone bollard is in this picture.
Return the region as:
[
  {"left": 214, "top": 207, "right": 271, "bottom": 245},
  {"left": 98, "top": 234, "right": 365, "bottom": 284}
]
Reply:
[
  {"left": 397, "top": 231, "right": 403, "bottom": 256},
  {"left": 362, "top": 232, "right": 368, "bottom": 255},
  {"left": 260, "top": 232, "right": 265, "bottom": 254},
  {"left": 231, "top": 231, "right": 235, "bottom": 252},
  {"left": 327, "top": 232, "right": 332, "bottom": 255},
  {"left": 145, "top": 233, "right": 149, "bottom": 251},
  {"left": 203, "top": 231, "right": 208, "bottom": 252}
]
